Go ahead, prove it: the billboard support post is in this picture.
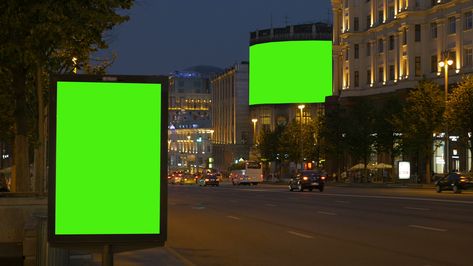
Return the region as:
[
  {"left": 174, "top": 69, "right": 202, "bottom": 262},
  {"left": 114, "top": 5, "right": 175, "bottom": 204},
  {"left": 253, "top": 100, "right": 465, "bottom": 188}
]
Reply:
[{"left": 102, "top": 245, "right": 113, "bottom": 266}]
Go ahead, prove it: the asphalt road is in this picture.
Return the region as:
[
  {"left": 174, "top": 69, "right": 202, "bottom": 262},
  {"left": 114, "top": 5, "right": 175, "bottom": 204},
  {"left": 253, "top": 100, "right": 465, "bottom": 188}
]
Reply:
[{"left": 166, "top": 183, "right": 473, "bottom": 266}]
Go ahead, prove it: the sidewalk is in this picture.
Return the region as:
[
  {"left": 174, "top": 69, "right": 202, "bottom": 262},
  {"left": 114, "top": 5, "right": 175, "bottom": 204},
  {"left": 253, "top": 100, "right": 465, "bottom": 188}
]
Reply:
[{"left": 69, "top": 247, "right": 192, "bottom": 266}]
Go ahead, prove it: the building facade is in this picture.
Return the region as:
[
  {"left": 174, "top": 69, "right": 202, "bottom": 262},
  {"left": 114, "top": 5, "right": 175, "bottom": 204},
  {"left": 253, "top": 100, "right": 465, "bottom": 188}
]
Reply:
[
  {"left": 211, "top": 62, "right": 251, "bottom": 172},
  {"left": 168, "top": 68, "right": 220, "bottom": 173},
  {"left": 332, "top": 0, "right": 473, "bottom": 173}
]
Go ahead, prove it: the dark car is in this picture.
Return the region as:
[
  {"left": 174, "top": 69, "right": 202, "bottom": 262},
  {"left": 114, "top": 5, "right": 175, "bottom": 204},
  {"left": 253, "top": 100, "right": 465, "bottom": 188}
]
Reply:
[
  {"left": 435, "top": 172, "right": 473, "bottom": 193},
  {"left": 289, "top": 170, "right": 326, "bottom": 192},
  {"left": 197, "top": 174, "right": 220, "bottom": 187}
]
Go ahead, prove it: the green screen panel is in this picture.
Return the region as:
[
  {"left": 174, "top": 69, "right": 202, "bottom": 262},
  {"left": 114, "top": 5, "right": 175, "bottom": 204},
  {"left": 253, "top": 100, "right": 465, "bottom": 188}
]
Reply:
[
  {"left": 55, "top": 81, "right": 161, "bottom": 235},
  {"left": 250, "top": 40, "right": 332, "bottom": 105}
]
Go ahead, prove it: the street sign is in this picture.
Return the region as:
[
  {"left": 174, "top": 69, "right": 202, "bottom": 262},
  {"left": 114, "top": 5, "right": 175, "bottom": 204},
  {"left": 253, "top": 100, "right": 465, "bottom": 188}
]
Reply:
[
  {"left": 48, "top": 75, "right": 167, "bottom": 248},
  {"left": 398, "top": 161, "right": 410, "bottom": 180}
]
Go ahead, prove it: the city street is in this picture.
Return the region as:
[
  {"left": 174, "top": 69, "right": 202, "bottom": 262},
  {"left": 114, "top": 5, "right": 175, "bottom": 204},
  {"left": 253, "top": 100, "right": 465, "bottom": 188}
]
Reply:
[{"left": 165, "top": 184, "right": 473, "bottom": 266}]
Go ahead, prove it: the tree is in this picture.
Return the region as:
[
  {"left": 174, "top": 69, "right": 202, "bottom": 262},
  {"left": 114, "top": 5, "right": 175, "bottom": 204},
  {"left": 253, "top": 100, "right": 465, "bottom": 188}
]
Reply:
[
  {"left": 319, "top": 101, "right": 347, "bottom": 179},
  {"left": 374, "top": 95, "right": 403, "bottom": 177},
  {"left": 392, "top": 81, "right": 444, "bottom": 183},
  {"left": 0, "top": 0, "right": 134, "bottom": 191},
  {"left": 280, "top": 120, "right": 318, "bottom": 171},
  {"left": 258, "top": 125, "right": 285, "bottom": 176},
  {"left": 344, "top": 98, "right": 376, "bottom": 176},
  {"left": 445, "top": 75, "right": 473, "bottom": 171}
]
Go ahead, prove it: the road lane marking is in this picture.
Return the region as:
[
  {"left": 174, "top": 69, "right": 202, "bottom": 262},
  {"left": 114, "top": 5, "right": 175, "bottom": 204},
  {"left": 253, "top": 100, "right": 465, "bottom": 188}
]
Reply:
[
  {"left": 317, "top": 211, "right": 337, "bottom": 216},
  {"left": 265, "top": 203, "right": 277, "bottom": 207},
  {"left": 191, "top": 206, "right": 206, "bottom": 210},
  {"left": 336, "top": 200, "right": 349, "bottom": 204},
  {"left": 287, "top": 231, "right": 314, "bottom": 239},
  {"left": 408, "top": 225, "right": 447, "bottom": 232},
  {"left": 321, "top": 193, "right": 473, "bottom": 205},
  {"left": 404, "top": 207, "right": 430, "bottom": 211},
  {"left": 227, "top": 216, "right": 241, "bottom": 220}
]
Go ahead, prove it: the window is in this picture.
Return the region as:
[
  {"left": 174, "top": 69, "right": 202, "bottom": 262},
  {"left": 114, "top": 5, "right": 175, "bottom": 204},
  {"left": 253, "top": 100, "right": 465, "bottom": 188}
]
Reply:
[
  {"left": 415, "top": 24, "right": 421, "bottom": 42},
  {"left": 431, "top": 22, "right": 437, "bottom": 39},
  {"left": 448, "top": 16, "right": 456, "bottom": 34},
  {"left": 345, "top": 49, "right": 349, "bottom": 60},
  {"left": 378, "top": 67, "right": 384, "bottom": 83},
  {"left": 367, "top": 15, "right": 371, "bottom": 29},
  {"left": 354, "top": 17, "right": 359, "bottom": 31},
  {"left": 354, "top": 44, "right": 359, "bottom": 59},
  {"left": 378, "top": 39, "right": 384, "bottom": 53},
  {"left": 415, "top": 56, "right": 421, "bottom": 77},
  {"left": 378, "top": 10, "right": 384, "bottom": 24},
  {"left": 464, "top": 48, "right": 473, "bottom": 67},
  {"left": 389, "top": 65, "right": 395, "bottom": 80},
  {"left": 354, "top": 71, "right": 360, "bottom": 87},
  {"left": 431, "top": 55, "right": 438, "bottom": 73},
  {"left": 366, "top": 70, "right": 371, "bottom": 84},
  {"left": 366, "top": 42, "right": 371, "bottom": 56},
  {"left": 465, "top": 11, "right": 473, "bottom": 30},
  {"left": 389, "top": 35, "right": 395, "bottom": 50},
  {"left": 403, "top": 28, "right": 407, "bottom": 45}
]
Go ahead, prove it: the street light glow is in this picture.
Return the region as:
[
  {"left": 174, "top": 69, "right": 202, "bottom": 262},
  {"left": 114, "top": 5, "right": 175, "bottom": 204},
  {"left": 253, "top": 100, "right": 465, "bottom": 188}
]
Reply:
[
  {"left": 298, "top": 105, "right": 305, "bottom": 110},
  {"left": 438, "top": 61, "right": 445, "bottom": 68}
]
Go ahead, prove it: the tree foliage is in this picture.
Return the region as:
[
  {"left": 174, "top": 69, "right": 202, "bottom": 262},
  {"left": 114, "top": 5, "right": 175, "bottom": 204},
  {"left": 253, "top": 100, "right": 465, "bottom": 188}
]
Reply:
[
  {"left": 445, "top": 75, "right": 473, "bottom": 170},
  {"left": 0, "top": 0, "right": 134, "bottom": 191},
  {"left": 392, "top": 81, "right": 444, "bottom": 182}
]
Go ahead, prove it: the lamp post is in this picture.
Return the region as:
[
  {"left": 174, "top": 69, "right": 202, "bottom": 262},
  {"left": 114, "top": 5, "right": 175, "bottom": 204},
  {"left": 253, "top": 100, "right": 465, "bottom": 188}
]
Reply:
[
  {"left": 298, "top": 105, "right": 305, "bottom": 171},
  {"left": 251, "top": 119, "right": 258, "bottom": 145},
  {"left": 439, "top": 53, "right": 453, "bottom": 173}
]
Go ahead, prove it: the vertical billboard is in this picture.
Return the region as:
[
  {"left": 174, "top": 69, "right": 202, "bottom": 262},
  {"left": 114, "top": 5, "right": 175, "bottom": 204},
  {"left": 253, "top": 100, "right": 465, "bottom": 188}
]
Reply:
[
  {"left": 48, "top": 75, "right": 167, "bottom": 247},
  {"left": 249, "top": 40, "right": 332, "bottom": 105}
]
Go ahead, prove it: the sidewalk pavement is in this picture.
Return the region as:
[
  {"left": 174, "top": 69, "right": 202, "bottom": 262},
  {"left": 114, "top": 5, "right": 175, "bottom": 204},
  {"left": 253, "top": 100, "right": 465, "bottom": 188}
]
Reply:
[{"left": 69, "top": 246, "right": 192, "bottom": 266}]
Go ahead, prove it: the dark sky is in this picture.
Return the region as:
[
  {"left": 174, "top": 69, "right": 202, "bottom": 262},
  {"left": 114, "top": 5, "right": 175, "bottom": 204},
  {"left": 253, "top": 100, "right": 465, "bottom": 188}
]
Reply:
[{"left": 102, "top": 0, "right": 332, "bottom": 75}]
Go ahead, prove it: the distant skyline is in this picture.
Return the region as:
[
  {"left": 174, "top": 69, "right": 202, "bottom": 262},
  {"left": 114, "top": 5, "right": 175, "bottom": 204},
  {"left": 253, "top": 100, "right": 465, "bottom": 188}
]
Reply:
[{"left": 101, "top": 0, "right": 332, "bottom": 75}]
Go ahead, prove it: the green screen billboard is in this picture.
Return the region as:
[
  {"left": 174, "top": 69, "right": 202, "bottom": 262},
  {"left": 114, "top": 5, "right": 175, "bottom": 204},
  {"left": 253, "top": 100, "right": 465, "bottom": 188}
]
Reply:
[
  {"left": 48, "top": 75, "right": 167, "bottom": 246},
  {"left": 249, "top": 40, "right": 333, "bottom": 105}
]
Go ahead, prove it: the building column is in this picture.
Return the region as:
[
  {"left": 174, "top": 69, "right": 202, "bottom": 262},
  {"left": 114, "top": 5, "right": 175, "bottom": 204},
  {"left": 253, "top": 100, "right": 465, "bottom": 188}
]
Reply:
[
  {"left": 456, "top": 14, "right": 462, "bottom": 72},
  {"left": 394, "top": 32, "right": 400, "bottom": 81}
]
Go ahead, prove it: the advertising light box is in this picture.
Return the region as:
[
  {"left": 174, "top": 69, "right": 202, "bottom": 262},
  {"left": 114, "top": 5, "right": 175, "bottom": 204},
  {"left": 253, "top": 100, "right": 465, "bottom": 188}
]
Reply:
[
  {"left": 250, "top": 40, "right": 333, "bottom": 105},
  {"left": 48, "top": 75, "right": 167, "bottom": 247}
]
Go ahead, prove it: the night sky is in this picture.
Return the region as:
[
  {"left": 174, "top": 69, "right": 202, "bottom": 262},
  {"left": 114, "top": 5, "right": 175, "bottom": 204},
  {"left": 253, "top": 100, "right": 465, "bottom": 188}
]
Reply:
[{"left": 102, "top": 0, "right": 332, "bottom": 75}]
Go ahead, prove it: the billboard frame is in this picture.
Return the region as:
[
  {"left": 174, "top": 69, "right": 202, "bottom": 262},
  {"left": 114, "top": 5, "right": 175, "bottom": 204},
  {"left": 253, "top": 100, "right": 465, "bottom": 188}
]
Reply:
[{"left": 48, "top": 74, "right": 168, "bottom": 249}]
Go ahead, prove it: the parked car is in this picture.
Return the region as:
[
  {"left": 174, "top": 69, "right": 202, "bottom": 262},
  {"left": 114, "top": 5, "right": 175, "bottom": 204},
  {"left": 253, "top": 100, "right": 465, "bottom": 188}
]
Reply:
[
  {"left": 289, "top": 170, "right": 326, "bottom": 192},
  {"left": 197, "top": 174, "right": 220, "bottom": 187},
  {"left": 435, "top": 172, "right": 473, "bottom": 193}
]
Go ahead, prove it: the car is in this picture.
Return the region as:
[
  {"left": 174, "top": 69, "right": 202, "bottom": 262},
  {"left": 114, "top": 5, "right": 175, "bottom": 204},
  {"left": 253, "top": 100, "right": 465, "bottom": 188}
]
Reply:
[
  {"left": 197, "top": 174, "right": 220, "bottom": 186},
  {"left": 168, "top": 171, "right": 184, "bottom": 184},
  {"left": 288, "top": 170, "right": 326, "bottom": 192},
  {"left": 179, "top": 173, "right": 197, "bottom": 185},
  {"left": 435, "top": 172, "right": 473, "bottom": 193}
]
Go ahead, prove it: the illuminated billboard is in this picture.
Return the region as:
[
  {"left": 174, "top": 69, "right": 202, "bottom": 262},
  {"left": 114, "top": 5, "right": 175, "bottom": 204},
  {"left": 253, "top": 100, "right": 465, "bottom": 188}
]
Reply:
[
  {"left": 250, "top": 40, "right": 332, "bottom": 105},
  {"left": 48, "top": 75, "right": 167, "bottom": 246}
]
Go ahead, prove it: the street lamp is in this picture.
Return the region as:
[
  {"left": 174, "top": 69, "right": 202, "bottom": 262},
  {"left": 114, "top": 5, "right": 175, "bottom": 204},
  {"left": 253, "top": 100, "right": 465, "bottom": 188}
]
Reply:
[
  {"left": 251, "top": 118, "right": 258, "bottom": 145},
  {"left": 298, "top": 105, "right": 305, "bottom": 171},
  {"left": 439, "top": 53, "right": 453, "bottom": 173}
]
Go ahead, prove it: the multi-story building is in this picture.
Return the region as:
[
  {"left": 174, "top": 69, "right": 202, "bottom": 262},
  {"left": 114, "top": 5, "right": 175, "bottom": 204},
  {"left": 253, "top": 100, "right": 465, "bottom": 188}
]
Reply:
[
  {"left": 210, "top": 62, "right": 251, "bottom": 172},
  {"left": 168, "top": 66, "right": 222, "bottom": 173},
  {"left": 332, "top": 0, "right": 473, "bottom": 173}
]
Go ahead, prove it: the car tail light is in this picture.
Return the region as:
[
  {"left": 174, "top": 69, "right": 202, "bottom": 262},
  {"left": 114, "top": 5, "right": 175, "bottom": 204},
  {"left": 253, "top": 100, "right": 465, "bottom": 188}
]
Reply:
[
  {"left": 321, "top": 176, "right": 326, "bottom": 180},
  {"left": 205, "top": 178, "right": 209, "bottom": 182}
]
